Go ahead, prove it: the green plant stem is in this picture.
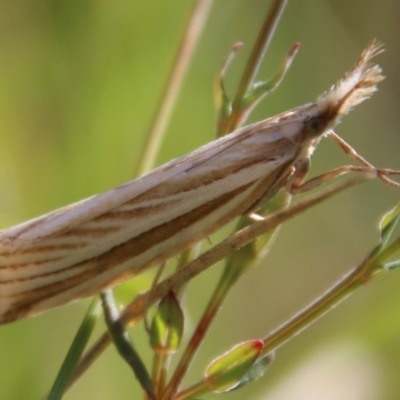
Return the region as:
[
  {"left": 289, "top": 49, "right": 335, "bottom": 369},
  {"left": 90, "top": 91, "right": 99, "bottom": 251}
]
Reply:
[
  {"left": 174, "top": 241, "right": 202, "bottom": 301},
  {"left": 46, "top": 299, "right": 101, "bottom": 400},
  {"left": 151, "top": 352, "right": 170, "bottom": 399},
  {"left": 227, "top": 0, "right": 288, "bottom": 132},
  {"left": 174, "top": 380, "right": 210, "bottom": 400},
  {"left": 135, "top": 0, "right": 213, "bottom": 176},
  {"left": 261, "top": 239, "right": 400, "bottom": 355}
]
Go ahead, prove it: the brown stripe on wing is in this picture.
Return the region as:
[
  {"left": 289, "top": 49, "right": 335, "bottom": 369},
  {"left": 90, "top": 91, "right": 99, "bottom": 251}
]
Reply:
[
  {"left": 1, "top": 164, "right": 289, "bottom": 323},
  {"left": 126, "top": 141, "right": 291, "bottom": 203},
  {"left": 0, "top": 198, "right": 183, "bottom": 268},
  {"left": 0, "top": 243, "right": 88, "bottom": 259}
]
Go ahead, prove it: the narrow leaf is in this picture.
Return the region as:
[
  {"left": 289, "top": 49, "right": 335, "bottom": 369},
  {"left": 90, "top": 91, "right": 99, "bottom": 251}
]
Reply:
[
  {"left": 47, "top": 299, "right": 101, "bottom": 400},
  {"left": 243, "top": 43, "right": 299, "bottom": 111},
  {"left": 215, "top": 42, "right": 243, "bottom": 137},
  {"left": 379, "top": 201, "right": 400, "bottom": 245}
]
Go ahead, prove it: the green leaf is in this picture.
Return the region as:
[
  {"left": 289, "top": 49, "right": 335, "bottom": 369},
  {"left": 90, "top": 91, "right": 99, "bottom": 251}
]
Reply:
[
  {"left": 150, "top": 291, "right": 184, "bottom": 354},
  {"left": 47, "top": 298, "right": 101, "bottom": 400},
  {"left": 205, "top": 340, "right": 263, "bottom": 393}
]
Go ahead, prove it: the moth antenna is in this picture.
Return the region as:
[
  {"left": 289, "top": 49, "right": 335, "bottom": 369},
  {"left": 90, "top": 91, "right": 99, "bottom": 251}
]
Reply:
[{"left": 317, "top": 39, "right": 385, "bottom": 123}]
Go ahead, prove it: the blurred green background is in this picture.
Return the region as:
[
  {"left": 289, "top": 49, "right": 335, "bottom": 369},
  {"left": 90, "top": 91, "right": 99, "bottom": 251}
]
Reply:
[{"left": 0, "top": 1, "right": 400, "bottom": 399}]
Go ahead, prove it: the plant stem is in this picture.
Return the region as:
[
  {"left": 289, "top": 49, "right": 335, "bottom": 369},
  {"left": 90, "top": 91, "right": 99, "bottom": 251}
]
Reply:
[
  {"left": 227, "top": 0, "right": 288, "bottom": 132},
  {"left": 261, "top": 240, "right": 399, "bottom": 354},
  {"left": 135, "top": 0, "right": 213, "bottom": 176}
]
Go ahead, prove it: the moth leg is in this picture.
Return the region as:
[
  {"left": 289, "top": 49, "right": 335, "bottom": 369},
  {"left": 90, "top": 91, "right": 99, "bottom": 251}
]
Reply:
[
  {"left": 288, "top": 163, "right": 388, "bottom": 194},
  {"left": 244, "top": 166, "right": 295, "bottom": 216},
  {"left": 285, "top": 158, "right": 311, "bottom": 194},
  {"left": 330, "top": 131, "right": 400, "bottom": 189}
]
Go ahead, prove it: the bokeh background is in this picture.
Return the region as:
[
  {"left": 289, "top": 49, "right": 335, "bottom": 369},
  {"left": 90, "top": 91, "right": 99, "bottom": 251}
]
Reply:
[{"left": 0, "top": 1, "right": 399, "bottom": 399}]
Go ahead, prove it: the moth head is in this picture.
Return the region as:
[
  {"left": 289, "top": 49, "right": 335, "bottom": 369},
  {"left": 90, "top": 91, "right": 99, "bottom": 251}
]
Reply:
[
  {"left": 315, "top": 39, "right": 384, "bottom": 126},
  {"left": 304, "top": 116, "right": 330, "bottom": 138}
]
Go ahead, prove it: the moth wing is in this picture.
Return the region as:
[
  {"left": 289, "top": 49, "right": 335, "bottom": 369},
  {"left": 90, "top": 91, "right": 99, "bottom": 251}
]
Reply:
[{"left": 0, "top": 117, "right": 290, "bottom": 252}]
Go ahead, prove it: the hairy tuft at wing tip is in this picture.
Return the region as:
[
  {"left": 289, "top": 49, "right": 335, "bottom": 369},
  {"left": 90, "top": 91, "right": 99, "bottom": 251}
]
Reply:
[{"left": 317, "top": 39, "right": 385, "bottom": 123}]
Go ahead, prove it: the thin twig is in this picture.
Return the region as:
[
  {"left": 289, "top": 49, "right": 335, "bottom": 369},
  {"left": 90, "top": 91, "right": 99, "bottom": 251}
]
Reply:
[
  {"left": 227, "top": 0, "right": 288, "bottom": 132},
  {"left": 261, "top": 238, "right": 400, "bottom": 355},
  {"left": 135, "top": 0, "right": 213, "bottom": 176}
]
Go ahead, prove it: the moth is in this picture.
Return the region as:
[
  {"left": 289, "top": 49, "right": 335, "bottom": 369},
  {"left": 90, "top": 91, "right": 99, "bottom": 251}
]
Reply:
[{"left": 0, "top": 41, "right": 397, "bottom": 324}]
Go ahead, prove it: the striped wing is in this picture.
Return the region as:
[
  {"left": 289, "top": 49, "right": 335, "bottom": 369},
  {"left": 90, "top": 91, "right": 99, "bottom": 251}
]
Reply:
[{"left": 0, "top": 114, "right": 304, "bottom": 323}]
